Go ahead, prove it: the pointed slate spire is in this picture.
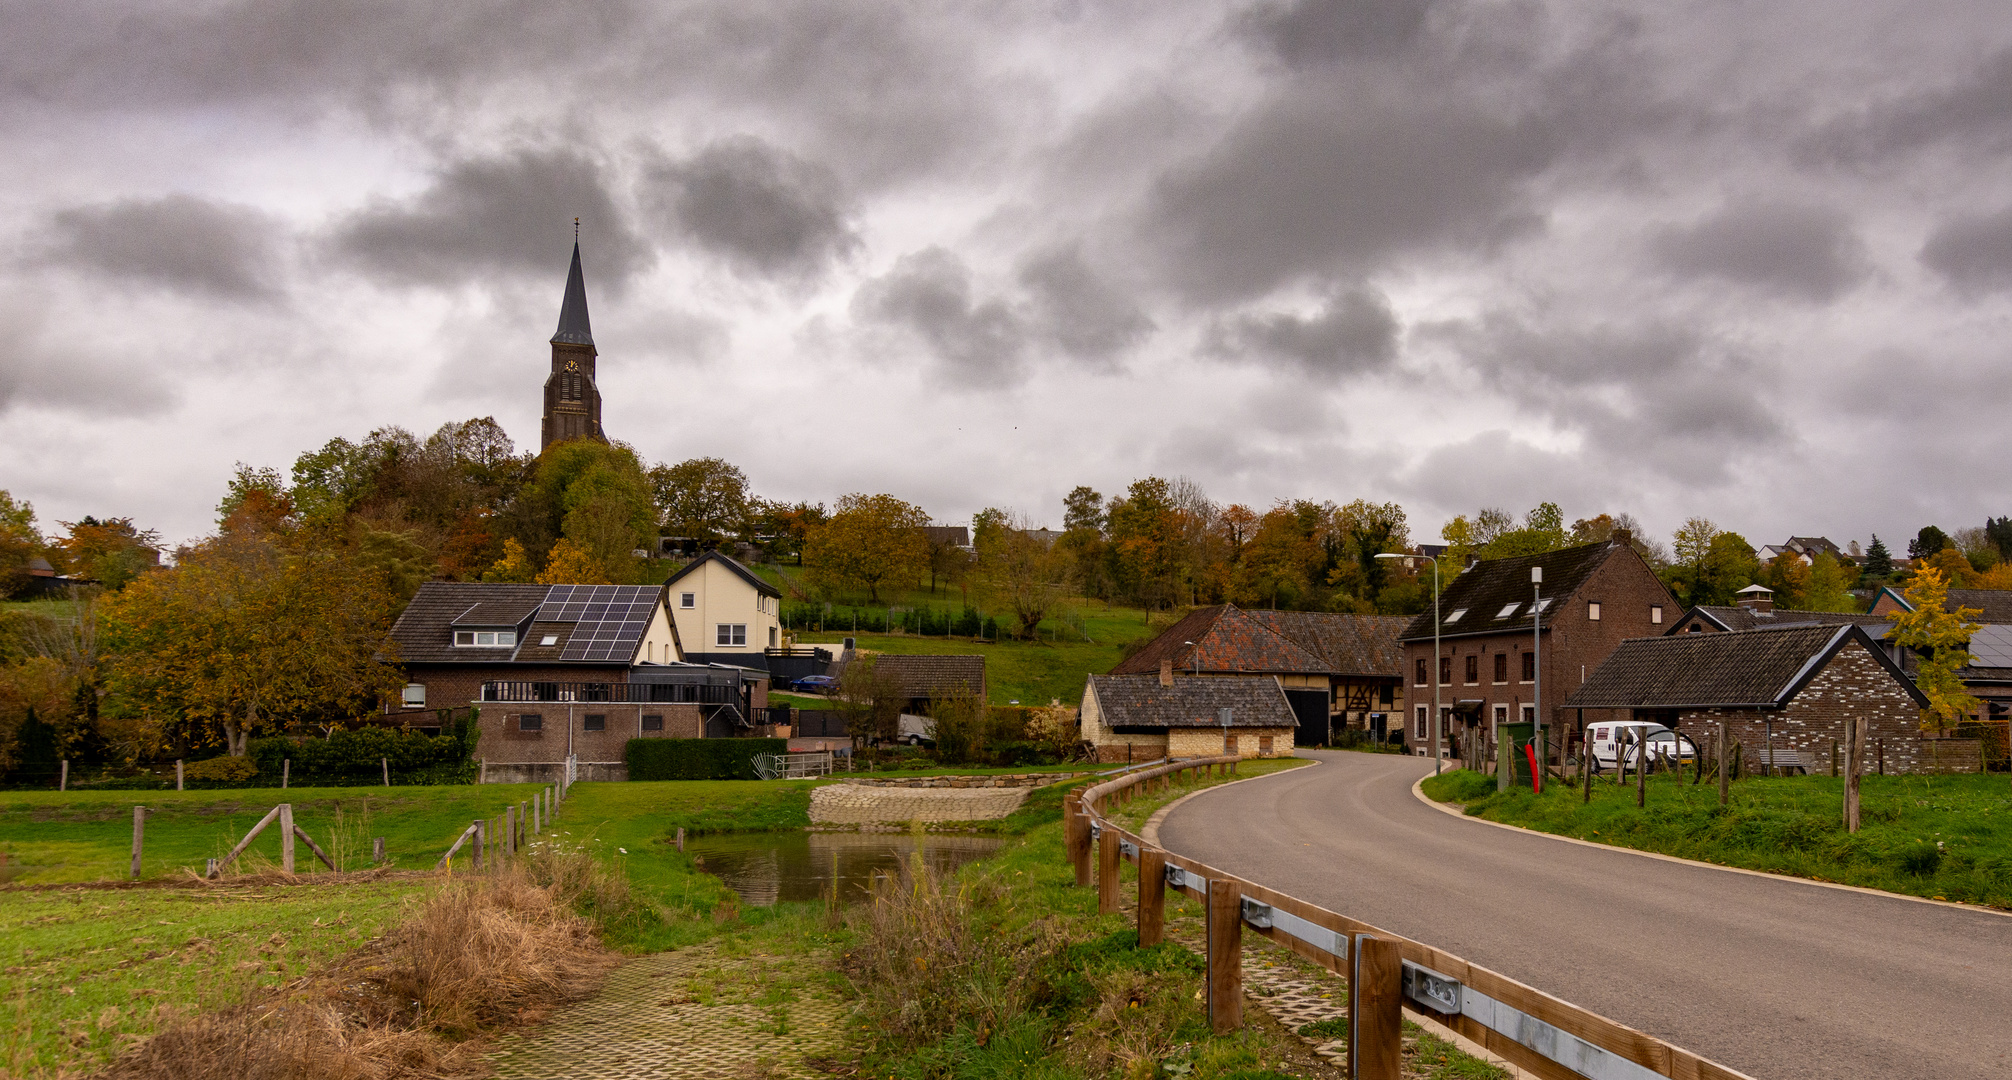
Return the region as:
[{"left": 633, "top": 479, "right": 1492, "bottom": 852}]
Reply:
[{"left": 550, "top": 232, "right": 594, "bottom": 347}]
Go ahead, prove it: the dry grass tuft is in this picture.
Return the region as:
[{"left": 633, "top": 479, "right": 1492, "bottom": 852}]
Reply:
[{"left": 102, "top": 849, "right": 625, "bottom": 1080}]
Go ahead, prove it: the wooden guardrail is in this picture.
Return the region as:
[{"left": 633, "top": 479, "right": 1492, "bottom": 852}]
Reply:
[{"left": 1067, "top": 757, "right": 1758, "bottom": 1080}]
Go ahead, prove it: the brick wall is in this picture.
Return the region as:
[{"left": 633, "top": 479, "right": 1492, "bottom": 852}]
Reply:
[
  {"left": 1676, "top": 641, "right": 1935, "bottom": 773},
  {"left": 478, "top": 702, "right": 706, "bottom": 770}
]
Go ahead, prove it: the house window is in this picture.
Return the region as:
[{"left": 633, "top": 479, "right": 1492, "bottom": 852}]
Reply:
[
  {"left": 717, "top": 623, "right": 747, "bottom": 647},
  {"left": 1493, "top": 653, "right": 1508, "bottom": 683},
  {"left": 1415, "top": 658, "right": 1428, "bottom": 685},
  {"left": 769, "top": 626, "right": 778, "bottom": 648},
  {"left": 1464, "top": 655, "right": 1479, "bottom": 684},
  {"left": 1587, "top": 601, "right": 1602, "bottom": 621},
  {"left": 1496, "top": 603, "right": 1521, "bottom": 620},
  {"left": 642, "top": 714, "right": 664, "bottom": 732},
  {"left": 454, "top": 630, "right": 516, "bottom": 646},
  {"left": 1259, "top": 735, "right": 1274, "bottom": 755},
  {"left": 1438, "top": 656, "right": 1452, "bottom": 685},
  {"left": 518, "top": 714, "right": 543, "bottom": 732},
  {"left": 401, "top": 683, "right": 426, "bottom": 708},
  {"left": 1521, "top": 704, "right": 1535, "bottom": 724},
  {"left": 1225, "top": 734, "right": 1239, "bottom": 754},
  {"left": 1379, "top": 685, "right": 1393, "bottom": 706},
  {"left": 583, "top": 714, "right": 606, "bottom": 732},
  {"left": 681, "top": 592, "right": 696, "bottom": 609},
  {"left": 1521, "top": 652, "right": 1536, "bottom": 682},
  {"left": 1651, "top": 605, "right": 1664, "bottom": 624},
  {"left": 1445, "top": 608, "right": 1467, "bottom": 623},
  {"left": 1415, "top": 707, "right": 1427, "bottom": 738},
  {"left": 539, "top": 634, "right": 559, "bottom": 646}
]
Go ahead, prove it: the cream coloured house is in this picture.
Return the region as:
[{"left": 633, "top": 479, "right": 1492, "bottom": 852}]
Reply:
[{"left": 663, "top": 551, "right": 784, "bottom": 668}]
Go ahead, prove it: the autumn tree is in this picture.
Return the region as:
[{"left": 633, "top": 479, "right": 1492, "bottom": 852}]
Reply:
[
  {"left": 50, "top": 517, "right": 161, "bottom": 590},
  {"left": 532, "top": 440, "right": 656, "bottom": 581},
  {"left": 973, "top": 510, "right": 1071, "bottom": 638},
  {"left": 749, "top": 499, "right": 826, "bottom": 566},
  {"left": 482, "top": 539, "right": 537, "bottom": 583},
  {"left": 101, "top": 530, "right": 404, "bottom": 756},
  {"left": 537, "top": 538, "right": 611, "bottom": 585},
  {"left": 1058, "top": 486, "right": 1112, "bottom": 600},
  {"left": 803, "top": 493, "right": 930, "bottom": 602},
  {"left": 1891, "top": 566, "right": 1983, "bottom": 732},
  {"left": 0, "top": 491, "right": 43, "bottom": 598},
  {"left": 1106, "top": 477, "right": 1183, "bottom": 609},
  {"left": 650, "top": 456, "right": 751, "bottom": 550},
  {"left": 1758, "top": 551, "right": 1811, "bottom": 608},
  {"left": 1922, "top": 546, "right": 1975, "bottom": 589},
  {"left": 835, "top": 655, "right": 908, "bottom": 750}
]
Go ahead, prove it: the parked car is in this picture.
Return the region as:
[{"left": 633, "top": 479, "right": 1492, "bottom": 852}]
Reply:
[
  {"left": 1587, "top": 720, "right": 1698, "bottom": 774},
  {"left": 890, "top": 713, "right": 936, "bottom": 748},
  {"left": 790, "top": 675, "right": 839, "bottom": 694}
]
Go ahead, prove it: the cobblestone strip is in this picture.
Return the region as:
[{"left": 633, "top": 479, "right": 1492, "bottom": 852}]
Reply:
[
  {"left": 808, "top": 783, "right": 1027, "bottom": 823},
  {"left": 1166, "top": 912, "right": 1352, "bottom": 1069},
  {"left": 486, "top": 944, "right": 844, "bottom": 1080}
]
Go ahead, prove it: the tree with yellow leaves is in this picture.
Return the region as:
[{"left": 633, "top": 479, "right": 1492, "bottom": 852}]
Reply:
[
  {"left": 536, "top": 538, "right": 611, "bottom": 585},
  {"left": 1891, "top": 565, "right": 1983, "bottom": 732},
  {"left": 482, "top": 538, "right": 537, "bottom": 582},
  {"left": 803, "top": 493, "right": 929, "bottom": 602}
]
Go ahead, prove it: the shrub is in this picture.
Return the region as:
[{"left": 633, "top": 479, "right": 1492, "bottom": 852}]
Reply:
[
  {"left": 1899, "top": 844, "right": 1944, "bottom": 877},
  {"left": 248, "top": 715, "right": 478, "bottom": 784},
  {"left": 182, "top": 755, "right": 258, "bottom": 781},
  {"left": 623, "top": 737, "right": 789, "bottom": 781}
]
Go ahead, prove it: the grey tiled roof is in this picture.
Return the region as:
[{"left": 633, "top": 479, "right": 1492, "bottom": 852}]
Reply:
[
  {"left": 389, "top": 583, "right": 549, "bottom": 663},
  {"left": 1565, "top": 624, "right": 1926, "bottom": 710},
  {"left": 1400, "top": 540, "right": 1657, "bottom": 642},
  {"left": 1245, "top": 610, "right": 1408, "bottom": 678},
  {"left": 1678, "top": 606, "right": 1892, "bottom": 634},
  {"left": 860, "top": 654, "right": 987, "bottom": 700},
  {"left": 388, "top": 582, "right": 661, "bottom": 667},
  {"left": 1088, "top": 673, "right": 1296, "bottom": 728}
]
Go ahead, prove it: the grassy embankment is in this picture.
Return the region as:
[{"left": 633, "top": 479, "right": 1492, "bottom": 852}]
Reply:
[{"left": 1422, "top": 767, "right": 2012, "bottom": 909}]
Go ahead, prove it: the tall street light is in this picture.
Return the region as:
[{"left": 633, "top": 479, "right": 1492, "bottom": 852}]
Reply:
[{"left": 1378, "top": 551, "right": 1441, "bottom": 775}]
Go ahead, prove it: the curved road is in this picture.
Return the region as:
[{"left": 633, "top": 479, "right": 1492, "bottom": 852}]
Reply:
[{"left": 1158, "top": 751, "right": 2012, "bottom": 1080}]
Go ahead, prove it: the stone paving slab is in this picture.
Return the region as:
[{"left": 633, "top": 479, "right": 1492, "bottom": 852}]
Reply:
[
  {"left": 809, "top": 782, "right": 1027, "bottom": 823},
  {"left": 486, "top": 944, "right": 844, "bottom": 1079}
]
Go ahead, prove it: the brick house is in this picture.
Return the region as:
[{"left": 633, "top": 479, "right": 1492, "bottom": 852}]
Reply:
[
  {"left": 1866, "top": 585, "right": 2012, "bottom": 727},
  {"left": 387, "top": 582, "right": 773, "bottom": 783},
  {"left": 1666, "top": 585, "right": 1894, "bottom": 638},
  {"left": 1079, "top": 665, "right": 1298, "bottom": 762},
  {"left": 1396, "top": 534, "right": 1675, "bottom": 764},
  {"left": 1563, "top": 624, "right": 1934, "bottom": 772},
  {"left": 1108, "top": 605, "right": 1406, "bottom": 744}
]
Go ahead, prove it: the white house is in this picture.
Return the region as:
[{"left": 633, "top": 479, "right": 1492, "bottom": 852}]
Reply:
[{"left": 663, "top": 550, "right": 784, "bottom": 668}]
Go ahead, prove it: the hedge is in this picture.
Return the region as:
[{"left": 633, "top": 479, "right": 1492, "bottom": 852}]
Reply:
[
  {"left": 625, "top": 738, "right": 790, "bottom": 781},
  {"left": 247, "top": 715, "right": 480, "bottom": 784}
]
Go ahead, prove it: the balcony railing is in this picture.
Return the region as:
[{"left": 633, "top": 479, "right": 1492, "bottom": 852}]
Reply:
[{"left": 480, "top": 681, "right": 741, "bottom": 705}]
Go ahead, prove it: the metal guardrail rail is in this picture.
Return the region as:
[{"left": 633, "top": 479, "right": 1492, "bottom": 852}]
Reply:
[{"left": 1066, "top": 756, "right": 1758, "bottom": 1080}]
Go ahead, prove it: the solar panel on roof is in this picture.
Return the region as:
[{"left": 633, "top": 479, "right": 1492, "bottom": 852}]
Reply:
[
  {"left": 540, "top": 584, "right": 660, "bottom": 661},
  {"left": 1969, "top": 624, "right": 2012, "bottom": 668}
]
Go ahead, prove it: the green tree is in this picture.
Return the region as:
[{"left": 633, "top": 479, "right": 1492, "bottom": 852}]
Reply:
[
  {"left": 1478, "top": 502, "right": 1567, "bottom": 559},
  {"left": 803, "top": 493, "right": 930, "bottom": 602},
  {"left": 1334, "top": 499, "right": 1408, "bottom": 602},
  {"left": 649, "top": 456, "right": 751, "bottom": 550},
  {"left": 1759, "top": 551, "right": 1811, "bottom": 609},
  {"left": 1908, "top": 526, "right": 1952, "bottom": 560},
  {"left": 0, "top": 492, "right": 43, "bottom": 598},
  {"left": 1891, "top": 566, "right": 1983, "bottom": 732},
  {"left": 1803, "top": 552, "right": 1860, "bottom": 612},
  {"left": 1862, "top": 534, "right": 1894, "bottom": 581},
  {"left": 1106, "top": 477, "right": 1183, "bottom": 609},
  {"left": 972, "top": 510, "right": 1071, "bottom": 638},
  {"left": 531, "top": 441, "right": 655, "bottom": 581},
  {"left": 50, "top": 517, "right": 161, "bottom": 591}
]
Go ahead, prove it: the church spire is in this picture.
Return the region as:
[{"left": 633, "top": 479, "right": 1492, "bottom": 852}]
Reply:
[{"left": 551, "top": 222, "right": 593, "bottom": 346}]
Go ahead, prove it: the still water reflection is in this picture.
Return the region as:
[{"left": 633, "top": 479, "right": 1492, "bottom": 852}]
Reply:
[{"left": 685, "top": 831, "right": 1005, "bottom": 906}]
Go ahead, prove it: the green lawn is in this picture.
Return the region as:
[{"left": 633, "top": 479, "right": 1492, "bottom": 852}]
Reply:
[
  {"left": 789, "top": 631, "right": 1131, "bottom": 706},
  {"left": 1422, "top": 767, "right": 2012, "bottom": 909}
]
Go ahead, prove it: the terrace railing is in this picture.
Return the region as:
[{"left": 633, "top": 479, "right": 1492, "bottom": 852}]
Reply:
[{"left": 479, "top": 681, "right": 741, "bottom": 705}]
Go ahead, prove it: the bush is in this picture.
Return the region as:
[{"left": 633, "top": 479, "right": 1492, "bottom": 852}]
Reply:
[
  {"left": 623, "top": 737, "right": 789, "bottom": 780},
  {"left": 248, "top": 717, "right": 478, "bottom": 784},
  {"left": 182, "top": 755, "right": 258, "bottom": 781}
]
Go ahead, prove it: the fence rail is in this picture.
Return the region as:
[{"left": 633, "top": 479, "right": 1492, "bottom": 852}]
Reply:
[
  {"left": 752, "top": 751, "right": 835, "bottom": 780},
  {"left": 1067, "top": 757, "right": 1758, "bottom": 1080},
  {"left": 480, "top": 680, "right": 741, "bottom": 704}
]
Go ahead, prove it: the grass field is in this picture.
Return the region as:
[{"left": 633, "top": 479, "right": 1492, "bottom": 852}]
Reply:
[
  {"left": 790, "top": 631, "right": 1133, "bottom": 706},
  {"left": 1422, "top": 767, "right": 2012, "bottom": 909}
]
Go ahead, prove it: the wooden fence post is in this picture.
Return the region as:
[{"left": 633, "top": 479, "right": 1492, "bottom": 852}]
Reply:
[
  {"left": 278, "top": 804, "right": 296, "bottom": 874},
  {"left": 372, "top": 837, "right": 385, "bottom": 865},
  {"left": 1718, "top": 723, "right": 1729, "bottom": 808},
  {"left": 1832, "top": 740, "right": 1840, "bottom": 778},
  {"left": 1351, "top": 935, "right": 1403, "bottom": 1080},
  {"left": 1066, "top": 794, "right": 1091, "bottom": 887},
  {"left": 1098, "top": 828, "right": 1121, "bottom": 915},
  {"left": 1137, "top": 847, "right": 1167, "bottom": 947},
  {"left": 176, "top": 760, "right": 184, "bottom": 791},
  {"left": 1845, "top": 718, "right": 1862, "bottom": 833},
  {"left": 1581, "top": 743, "right": 1592, "bottom": 804},
  {"left": 676, "top": 827, "right": 686, "bottom": 853},
  {"left": 1206, "top": 878, "right": 1242, "bottom": 1035},
  {"left": 211, "top": 804, "right": 286, "bottom": 877},
  {"left": 382, "top": 757, "right": 390, "bottom": 787},
  {"left": 282, "top": 759, "right": 290, "bottom": 789},
  {"left": 1636, "top": 736, "right": 1647, "bottom": 808},
  {"left": 60, "top": 759, "right": 68, "bottom": 791},
  {"left": 474, "top": 818, "right": 486, "bottom": 871},
  {"left": 1878, "top": 738, "right": 1885, "bottom": 776},
  {"left": 518, "top": 802, "right": 527, "bottom": 850},
  {"left": 292, "top": 824, "right": 336, "bottom": 871},
  {"left": 130, "top": 806, "right": 144, "bottom": 880}
]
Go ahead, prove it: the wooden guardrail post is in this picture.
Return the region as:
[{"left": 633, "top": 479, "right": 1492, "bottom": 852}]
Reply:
[
  {"left": 1206, "top": 877, "right": 1241, "bottom": 1034},
  {"left": 176, "top": 760, "right": 184, "bottom": 791},
  {"left": 373, "top": 837, "right": 386, "bottom": 864},
  {"left": 130, "top": 806, "right": 145, "bottom": 880},
  {"left": 1098, "top": 827, "right": 1121, "bottom": 915},
  {"left": 1067, "top": 792, "right": 1091, "bottom": 886},
  {"left": 1137, "top": 846, "right": 1166, "bottom": 947},
  {"left": 1844, "top": 717, "right": 1862, "bottom": 833},
  {"left": 279, "top": 804, "right": 296, "bottom": 874},
  {"left": 1350, "top": 935, "right": 1402, "bottom": 1080}
]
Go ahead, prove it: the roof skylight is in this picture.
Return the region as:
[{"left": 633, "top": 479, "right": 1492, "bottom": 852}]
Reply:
[
  {"left": 1444, "top": 608, "right": 1467, "bottom": 622},
  {"left": 1496, "top": 603, "right": 1521, "bottom": 619}
]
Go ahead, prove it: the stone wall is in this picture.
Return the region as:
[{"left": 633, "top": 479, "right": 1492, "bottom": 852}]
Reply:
[
  {"left": 1677, "top": 640, "right": 1934, "bottom": 773},
  {"left": 844, "top": 772, "right": 1091, "bottom": 789},
  {"left": 1167, "top": 726, "right": 1296, "bottom": 759}
]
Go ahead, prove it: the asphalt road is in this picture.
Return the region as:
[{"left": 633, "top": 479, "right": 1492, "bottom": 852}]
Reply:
[{"left": 1156, "top": 750, "right": 2012, "bottom": 1080}]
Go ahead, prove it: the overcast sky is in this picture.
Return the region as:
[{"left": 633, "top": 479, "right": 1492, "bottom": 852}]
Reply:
[{"left": 3, "top": 0, "right": 2009, "bottom": 552}]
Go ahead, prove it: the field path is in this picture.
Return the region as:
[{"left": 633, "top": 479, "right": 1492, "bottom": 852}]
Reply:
[
  {"left": 1159, "top": 749, "right": 2012, "bottom": 1080},
  {"left": 486, "top": 943, "right": 845, "bottom": 1079}
]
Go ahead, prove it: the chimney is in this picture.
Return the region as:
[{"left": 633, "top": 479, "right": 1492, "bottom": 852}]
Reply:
[
  {"left": 1159, "top": 658, "right": 1174, "bottom": 687},
  {"left": 1735, "top": 584, "right": 1774, "bottom": 613},
  {"left": 1611, "top": 528, "right": 1633, "bottom": 546}
]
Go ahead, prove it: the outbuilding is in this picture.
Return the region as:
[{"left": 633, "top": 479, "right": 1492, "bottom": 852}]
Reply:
[{"left": 1080, "top": 666, "right": 1298, "bottom": 763}]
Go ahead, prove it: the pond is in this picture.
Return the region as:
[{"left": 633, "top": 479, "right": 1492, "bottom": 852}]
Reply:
[{"left": 685, "top": 831, "right": 1006, "bottom": 906}]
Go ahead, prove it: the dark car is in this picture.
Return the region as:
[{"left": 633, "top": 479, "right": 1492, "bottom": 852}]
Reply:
[{"left": 790, "top": 675, "right": 839, "bottom": 694}]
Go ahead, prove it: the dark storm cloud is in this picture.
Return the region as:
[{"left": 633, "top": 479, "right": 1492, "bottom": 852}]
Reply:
[
  {"left": 0, "top": 299, "right": 174, "bottom": 417},
  {"left": 1207, "top": 288, "right": 1399, "bottom": 376},
  {"left": 1808, "top": 47, "right": 2012, "bottom": 166},
  {"left": 1650, "top": 201, "right": 1867, "bottom": 302},
  {"left": 1238, "top": 0, "right": 1436, "bottom": 67},
  {"left": 851, "top": 248, "right": 1027, "bottom": 387},
  {"left": 1920, "top": 207, "right": 2012, "bottom": 292},
  {"left": 36, "top": 195, "right": 283, "bottom": 300},
  {"left": 645, "top": 137, "right": 859, "bottom": 279},
  {"left": 331, "top": 149, "right": 650, "bottom": 286},
  {"left": 1015, "top": 246, "right": 1153, "bottom": 363}
]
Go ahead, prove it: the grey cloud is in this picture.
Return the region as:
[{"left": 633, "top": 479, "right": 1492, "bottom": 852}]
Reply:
[
  {"left": 1238, "top": 0, "right": 1435, "bottom": 67},
  {"left": 1920, "top": 207, "right": 2012, "bottom": 292},
  {"left": 1208, "top": 287, "right": 1399, "bottom": 376},
  {"left": 1808, "top": 47, "right": 2012, "bottom": 166},
  {"left": 646, "top": 137, "right": 858, "bottom": 278},
  {"left": 1650, "top": 201, "right": 1867, "bottom": 302},
  {"left": 851, "top": 248, "right": 1026, "bottom": 387},
  {"left": 0, "top": 297, "right": 174, "bottom": 417},
  {"left": 332, "top": 148, "right": 650, "bottom": 286},
  {"left": 1016, "top": 246, "right": 1153, "bottom": 363},
  {"left": 38, "top": 195, "right": 282, "bottom": 300}
]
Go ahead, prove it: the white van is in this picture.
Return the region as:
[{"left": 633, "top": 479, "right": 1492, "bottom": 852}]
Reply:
[{"left": 1586, "top": 720, "right": 1697, "bottom": 774}]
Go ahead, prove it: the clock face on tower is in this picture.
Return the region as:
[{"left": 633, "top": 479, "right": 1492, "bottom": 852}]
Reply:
[{"left": 565, "top": 359, "right": 580, "bottom": 373}]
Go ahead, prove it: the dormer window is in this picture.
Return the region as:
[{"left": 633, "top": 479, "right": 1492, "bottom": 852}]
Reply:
[{"left": 454, "top": 630, "right": 517, "bottom": 647}]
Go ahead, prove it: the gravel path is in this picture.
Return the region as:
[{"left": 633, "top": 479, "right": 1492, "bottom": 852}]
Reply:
[{"left": 808, "top": 782, "right": 1027, "bottom": 823}]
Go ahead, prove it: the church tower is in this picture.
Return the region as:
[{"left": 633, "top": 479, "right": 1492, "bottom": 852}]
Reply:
[{"left": 541, "top": 230, "right": 606, "bottom": 451}]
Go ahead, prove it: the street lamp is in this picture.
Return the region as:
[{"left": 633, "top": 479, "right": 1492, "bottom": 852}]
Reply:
[{"left": 1378, "top": 552, "right": 1442, "bottom": 774}]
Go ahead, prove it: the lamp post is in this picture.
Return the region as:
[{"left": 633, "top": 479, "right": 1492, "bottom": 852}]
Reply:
[
  {"left": 1378, "top": 552, "right": 1441, "bottom": 775},
  {"left": 1532, "top": 566, "right": 1543, "bottom": 773}
]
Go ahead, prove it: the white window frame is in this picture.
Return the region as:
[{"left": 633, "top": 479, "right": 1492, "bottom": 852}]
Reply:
[
  {"left": 1587, "top": 601, "right": 1601, "bottom": 621},
  {"left": 402, "top": 683, "right": 426, "bottom": 707},
  {"left": 681, "top": 592, "right": 696, "bottom": 609},
  {"left": 717, "top": 623, "right": 747, "bottom": 647},
  {"left": 1415, "top": 706, "right": 1428, "bottom": 738},
  {"left": 1496, "top": 602, "right": 1521, "bottom": 619},
  {"left": 1651, "top": 605, "right": 1664, "bottom": 624},
  {"left": 454, "top": 629, "right": 515, "bottom": 647}
]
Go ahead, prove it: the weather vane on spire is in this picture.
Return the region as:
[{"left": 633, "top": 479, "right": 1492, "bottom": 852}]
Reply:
[{"left": 574, "top": 217, "right": 580, "bottom": 243}]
